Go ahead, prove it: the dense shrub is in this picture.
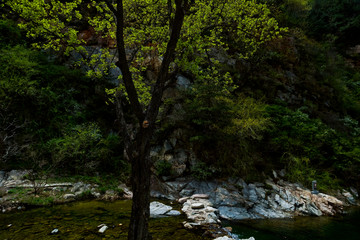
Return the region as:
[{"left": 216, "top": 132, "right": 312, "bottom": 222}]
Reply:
[
  {"left": 184, "top": 79, "right": 270, "bottom": 176},
  {"left": 307, "top": 0, "right": 360, "bottom": 49},
  {"left": 0, "top": 19, "right": 23, "bottom": 47},
  {"left": 267, "top": 104, "right": 360, "bottom": 189},
  {"left": 0, "top": 32, "right": 121, "bottom": 174},
  {"left": 45, "top": 123, "right": 125, "bottom": 174}
]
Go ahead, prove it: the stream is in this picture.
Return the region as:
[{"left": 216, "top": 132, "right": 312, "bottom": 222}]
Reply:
[
  {"left": 0, "top": 200, "right": 208, "bottom": 240},
  {"left": 226, "top": 207, "right": 360, "bottom": 240},
  {"left": 0, "top": 200, "right": 359, "bottom": 240}
]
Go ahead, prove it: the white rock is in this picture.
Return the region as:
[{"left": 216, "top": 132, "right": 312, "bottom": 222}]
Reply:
[
  {"left": 150, "top": 201, "right": 172, "bottom": 216},
  {"left": 165, "top": 210, "right": 181, "bottom": 216},
  {"left": 178, "top": 197, "right": 189, "bottom": 203},
  {"left": 63, "top": 194, "right": 75, "bottom": 199},
  {"left": 98, "top": 225, "right": 108, "bottom": 233},
  {"left": 214, "top": 236, "right": 234, "bottom": 240},
  {"left": 191, "top": 194, "right": 209, "bottom": 199},
  {"left": 51, "top": 228, "right": 59, "bottom": 234}
]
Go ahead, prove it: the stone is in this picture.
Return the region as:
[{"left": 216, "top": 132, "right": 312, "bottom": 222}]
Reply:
[
  {"left": 192, "top": 194, "right": 209, "bottom": 199},
  {"left": 165, "top": 210, "right": 181, "bottom": 216},
  {"left": 7, "top": 170, "right": 29, "bottom": 181},
  {"left": 178, "top": 197, "right": 189, "bottom": 203},
  {"left": 182, "top": 198, "right": 220, "bottom": 225},
  {"left": 176, "top": 75, "right": 191, "bottom": 89},
  {"left": 248, "top": 188, "right": 258, "bottom": 202},
  {"left": 214, "top": 236, "right": 234, "bottom": 240},
  {"left": 183, "top": 222, "right": 193, "bottom": 229},
  {"left": 205, "top": 206, "right": 218, "bottom": 212},
  {"left": 63, "top": 194, "right": 76, "bottom": 199},
  {"left": 218, "top": 206, "right": 253, "bottom": 220},
  {"left": 307, "top": 203, "right": 322, "bottom": 216},
  {"left": 350, "top": 187, "right": 359, "bottom": 198},
  {"left": 180, "top": 188, "right": 195, "bottom": 196},
  {"left": 150, "top": 201, "right": 173, "bottom": 216},
  {"left": 279, "top": 169, "right": 286, "bottom": 177},
  {"left": 0, "top": 171, "right": 5, "bottom": 182},
  {"left": 119, "top": 184, "right": 133, "bottom": 199},
  {"left": 98, "top": 225, "right": 108, "bottom": 233},
  {"left": 191, "top": 203, "right": 205, "bottom": 209},
  {"left": 255, "top": 187, "right": 266, "bottom": 199},
  {"left": 272, "top": 170, "right": 278, "bottom": 179},
  {"left": 71, "top": 182, "right": 84, "bottom": 193},
  {"left": 172, "top": 164, "right": 187, "bottom": 177},
  {"left": 342, "top": 190, "right": 356, "bottom": 205},
  {"left": 163, "top": 140, "right": 173, "bottom": 153},
  {"left": 51, "top": 228, "right": 59, "bottom": 234}
]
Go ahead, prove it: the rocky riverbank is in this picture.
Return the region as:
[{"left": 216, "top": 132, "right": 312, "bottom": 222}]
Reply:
[
  {"left": 0, "top": 170, "right": 132, "bottom": 213},
  {"left": 151, "top": 172, "right": 358, "bottom": 221},
  {"left": 1, "top": 169, "right": 359, "bottom": 239}
]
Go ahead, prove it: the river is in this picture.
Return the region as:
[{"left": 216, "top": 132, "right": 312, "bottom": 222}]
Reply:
[
  {"left": 0, "top": 200, "right": 359, "bottom": 240},
  {"left": 226, "top": 207, "right": 360, "bottom": 240}
]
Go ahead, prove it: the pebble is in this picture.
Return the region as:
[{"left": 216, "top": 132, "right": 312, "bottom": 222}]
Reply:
[{"left": 98, "top": 225, "right": 108, "bottom": 233}]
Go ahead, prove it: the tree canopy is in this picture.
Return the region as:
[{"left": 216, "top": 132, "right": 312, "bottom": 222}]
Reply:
[
  {"left": 3, "top": 0, "right": 285, "bottom": 239},
  {"left": 5, "top": 0, "right": 285, "bottom": 100}
]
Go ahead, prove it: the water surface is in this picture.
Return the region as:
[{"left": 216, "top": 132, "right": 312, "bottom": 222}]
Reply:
[
  {"left": 0, "top": 200, "right": 208, "bottom": 240},
  {"left": 226, "top": 207, "right": 360, "bottom": 240}
]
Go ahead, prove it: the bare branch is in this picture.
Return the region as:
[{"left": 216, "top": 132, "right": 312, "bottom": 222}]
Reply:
[{"left": 115, "top": 0, "right": 145, "bottom": 124}]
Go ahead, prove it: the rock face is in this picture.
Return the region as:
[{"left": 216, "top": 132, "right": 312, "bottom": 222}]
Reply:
[{"left": 159, "top": 176, "right": 356, "bottom": 222}]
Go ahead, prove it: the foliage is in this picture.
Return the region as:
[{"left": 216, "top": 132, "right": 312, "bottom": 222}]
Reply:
[
  {"left": 23, "top": 196, "right": 54, "bottom": 206},
  {"left": 307, "top": 0, "right": 360, "bottom": 49},
  {"left": 190, "top": 161, "right": 214, "bottom": 180},
  {"left": 260, "top": 0, "right": 312, "bottom": 28},
  {"left": 0, "top": 19, "right": 23, "bottom": 47},
  {"left": 283, "top": 154, "right": 340, "bottom": 192},
  {"left": 45, "top": 123, "right": 125, "bottom": 174},
  {"left": 185, "top": 79, "right": 270, "bottom": 175},
  {"left": 0, "top": 39, "right": 122, "bottom": 173},
  {"left": 267, "top": 104, "right": 360, "bottom": 188},
  {"left": 5, "top": 0, "right": 285, "bottom": 106},
  {"left": 155, "top": 160, "right": 173, "bottom": 177}
]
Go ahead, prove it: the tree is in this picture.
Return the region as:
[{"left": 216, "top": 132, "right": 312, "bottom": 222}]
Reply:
[
  {"left": 4, "top": 0, "right": 284, "bottom": 239},
  {"left": 307, "top": 0, "right": 360, "bottom": 49}
]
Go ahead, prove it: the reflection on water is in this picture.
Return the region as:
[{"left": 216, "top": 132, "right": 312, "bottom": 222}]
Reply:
[
  {"left": 1, "top": 200, "right": 359, "bottom": 240},
  {"left": 226, "top": 207, "right": 360, "bottom": 240},
  {"left": 0, "top": 200, "right": 209, "bottom": 240}
]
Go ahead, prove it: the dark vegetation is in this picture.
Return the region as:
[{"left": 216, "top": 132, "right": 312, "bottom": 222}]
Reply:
[{"left": 1, "top": 0, "right": 360, "bottom": 192}]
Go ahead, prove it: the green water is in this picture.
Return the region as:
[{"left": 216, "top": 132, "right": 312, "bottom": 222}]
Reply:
[
  {"left": 0, "top": 200, "right": 209, "bottom": 240},
  {"left": 226, "top": 207, "right": 360, "bottom": 240},
  {"left": 1, "top": 201, "right": 359, "bottom": 240}
]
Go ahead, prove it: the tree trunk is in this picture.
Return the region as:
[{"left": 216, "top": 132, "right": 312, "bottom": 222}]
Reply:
[
  {"left": 112, "top": 1, "right": 187, "bottom": 239},
  {"left": 127, "top": 137, "right": 152, "bottom": 240}
]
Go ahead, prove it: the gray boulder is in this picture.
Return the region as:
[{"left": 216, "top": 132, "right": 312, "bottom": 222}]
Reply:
[
  {"left": 218, "top": 206, "right": 254, "bottom": 220},
  {"left": 150, "top": 201, "right": 173, "bottom": 217}
]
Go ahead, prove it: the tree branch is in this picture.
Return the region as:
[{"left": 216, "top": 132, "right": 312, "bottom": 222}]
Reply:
[
  {"left": 145, "top": 0, "right": 186, "bottom": 125},
  {"left": 115, "top": 0, "right": 145, "bottom": 124}
]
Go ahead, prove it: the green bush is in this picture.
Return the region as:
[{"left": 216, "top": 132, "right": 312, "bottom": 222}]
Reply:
[
  {"left": 0, "top": 19, "right": 23, "bottom": 48},
  {"left": 155, "top": 160, "right": 173, "bottom": 177},
  {"left": 190, "top": 161, "right": 214, "bottom": 180},
  {"left": 307, "top": 0, "right": 360, "bottom": 49},
  {"left": 184, "top": 78, "right": 270, "bottom": 176},
  {"left": 267, "top": 104, "right": 360, "bottom": 188},
  {"left": 45, "top": 123, "right": 125, "bottom": 175}
]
